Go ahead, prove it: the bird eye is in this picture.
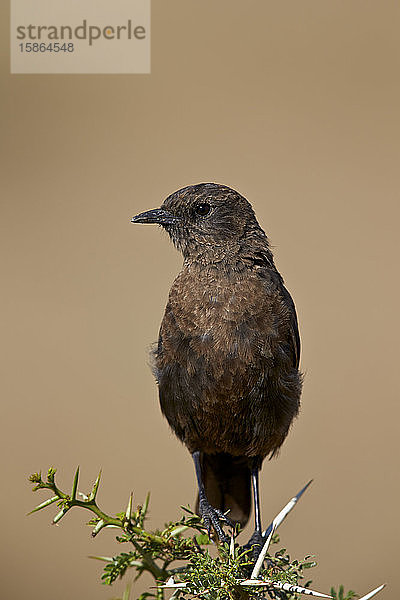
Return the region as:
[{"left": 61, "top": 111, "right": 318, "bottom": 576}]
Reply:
[{"left": 195, "top": 203, "right": 211, "bottom": 216}]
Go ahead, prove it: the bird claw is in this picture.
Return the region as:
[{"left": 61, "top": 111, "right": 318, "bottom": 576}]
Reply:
[
  {"left": 199, "top": 498, "right": 233, "bottom": 543},
  {"left": 243, "top": 530, "right": 264, "bottom": 561},
  {"left": 213, "top": 507, "right": 235, "bottom": 529}
]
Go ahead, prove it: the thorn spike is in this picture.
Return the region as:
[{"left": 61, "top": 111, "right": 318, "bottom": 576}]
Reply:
[
  {"left": 92, "top": 519, "right": 105, "bottom": 537},
  {"left": 71, "top": 466, "right": 80, "bottom": 500},
  {"left": 122, "top": 581, "right": 132, "bottom": 600},
  {"left": 27, "top": 495, "right": 59, "bottom": 515},
  {"left": 241, "top": 580, "right": 332, "bottom": 597},
  {"left": 229, "top": 534, "right": 235, "bottom": 558},
  {"left": 251, "top": 524, "right": 276, "bottom": 579},
  {"left": 296, "top": 479, "right": 314, "bottom": 500},
  {"left": 142, "top": 491, "right": 150, "bottom": 516},
  {"left": 263, "top": 479, "right": 313, "bottom": 538},
  {"left": 53, "top": 508, "right": 68, "bottom": 524},
  {"left": 89, "top": 469, "right": 102, "bottom": 501},
  {"left": 358, "top": 584, "right": 386, "bottom": 600},
  {"left": 125, "top": 492, "right": 133, "bottom": 522}
]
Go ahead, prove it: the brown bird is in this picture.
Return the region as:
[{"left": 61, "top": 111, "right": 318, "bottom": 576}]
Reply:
[{"left": 131, "top": 183, "right": 302, "bottom": 548}]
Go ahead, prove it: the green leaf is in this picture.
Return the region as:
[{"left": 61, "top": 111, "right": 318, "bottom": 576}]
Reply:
[
  {"left": 47, "top": 467, "right": 56, "bottom": 483},
  {"left": 28, "top": 472, "right": 42, "bottom": 484},
  {"left": 195, "top": 533, "right": 211, "bottom": 545},
  {"left": 302, "top": 561, "right": 317, "bottom": 569}
]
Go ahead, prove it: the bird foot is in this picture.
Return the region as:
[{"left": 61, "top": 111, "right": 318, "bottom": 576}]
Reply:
[
  {"left": 243, "top": 530, "right": 264, "bottom": 560},
  {"left": 198, "top": 497, "right": 234, "bottom": 543}
]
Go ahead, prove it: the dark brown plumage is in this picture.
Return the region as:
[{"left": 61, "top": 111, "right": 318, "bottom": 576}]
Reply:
[{"left": 131, "top": 183, "right": 302, "bottom": 546}]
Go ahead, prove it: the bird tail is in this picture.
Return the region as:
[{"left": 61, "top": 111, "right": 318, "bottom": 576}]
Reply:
[{"left": 195, "top": 453, "right": 251, "bottom": 528}]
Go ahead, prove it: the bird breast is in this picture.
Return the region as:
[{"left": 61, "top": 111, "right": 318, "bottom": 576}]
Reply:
[{"left": 156, "top": 265, "right": 280, "bottom": 393}]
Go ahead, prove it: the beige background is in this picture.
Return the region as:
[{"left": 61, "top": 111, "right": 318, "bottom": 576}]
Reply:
[{"left": 1, "top": 1, "right": 399, "bottom": 599}]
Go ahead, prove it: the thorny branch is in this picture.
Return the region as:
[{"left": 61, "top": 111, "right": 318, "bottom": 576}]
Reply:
[{"left": 28, "top": 467, "right": 384, "bottom": 600}]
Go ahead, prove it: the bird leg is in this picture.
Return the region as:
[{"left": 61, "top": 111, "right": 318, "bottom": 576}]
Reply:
[
  {"left": 245, "top": 460, "right": 264, "bottom": 558},
  {"left": 192, "top": 451, "right": 233, "bottom": 543}
]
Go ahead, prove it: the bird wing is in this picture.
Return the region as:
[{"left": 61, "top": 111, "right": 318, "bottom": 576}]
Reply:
[
  {"left": 279, "top": 283, "right": 301, "bottom": 370},
  {"left": 243, "top": 250, "right": 301, "bottom": 370}
]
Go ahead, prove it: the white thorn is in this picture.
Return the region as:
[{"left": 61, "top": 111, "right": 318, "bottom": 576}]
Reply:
[
  {"left": 162, "top": 581, "right": 187, "bottom": 589},
  {"left": 263, "top": 480, "right": 313, "bottom": 538},
  {"left": 358, "top": 584, "right": 386, "bottom": 600},
  {"left": 250, "top": 481, "right": 313, "bottom": 578},
  {"left": 125, "top": 492, "right": 133, "bottom": 521},
  {"left": 271, "top": 581, "right": 332, "bottom": 597},
  {"left": 230, "top": 535, "right": 235, "bottom": 558},
  {"left": 241, "top": 579, "right": 331, "bottom": 597},
  {"left": 250, "top": 524, "right": 276, "bottom": 579}
]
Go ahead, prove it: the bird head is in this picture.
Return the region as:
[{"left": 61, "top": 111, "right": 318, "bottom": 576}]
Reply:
[{"left": 131, "top": 183, "right": 267, "bottom": 262}]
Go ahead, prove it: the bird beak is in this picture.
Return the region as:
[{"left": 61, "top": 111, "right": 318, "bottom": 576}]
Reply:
[{"left": 131, "top": 208, "right": 180, "bottom": 225}]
